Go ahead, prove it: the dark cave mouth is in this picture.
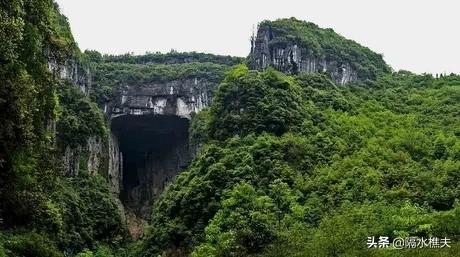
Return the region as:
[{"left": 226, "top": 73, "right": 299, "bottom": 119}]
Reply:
[{"left": 111, "top": 114, "right": 191, "bottom": 218}]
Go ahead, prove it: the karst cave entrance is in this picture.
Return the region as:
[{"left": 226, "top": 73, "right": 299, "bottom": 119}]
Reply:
[{"left": 111, "top": 114, "right": 191, "bottom": 221}]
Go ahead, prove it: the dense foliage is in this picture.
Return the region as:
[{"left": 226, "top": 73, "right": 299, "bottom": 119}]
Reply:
[
  {"left": 90, "top": 58, "right": 236, "bottom": 106},
  {"left": 257, "top": 18, "right": 391, "bottom": 80},
  {"left": 209, "top": 65, "right": 308, "bottom": 139},
  {"left": 0, "top": 174, "right": 127, "bottom": 255},
  {"left": 0, "top": 0, "right": 67, "bottom": 177},
  {"left": 139, "top": 67, "right": 460, "bottom": 257},
  {"left": 56, "top": 81, "right": 107, "bottom": 148},
  {"left": 2, "top": 2, "right": 460, "bottom": 256},
  {"left": 93, "top": 50, "right": 244, "bottom": 66},
  {"left": 0, "top": 2, "right": 127, "bottom": 256}
]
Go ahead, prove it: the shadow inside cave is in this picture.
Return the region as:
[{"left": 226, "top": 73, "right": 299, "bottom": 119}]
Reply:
[{"left": 111, "top": 114, "right": 191, "bottom": 221}]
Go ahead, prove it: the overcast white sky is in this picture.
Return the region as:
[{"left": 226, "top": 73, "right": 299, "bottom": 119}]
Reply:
[{"left": 55, "top": 0, "right": 459, "bottom": 74}]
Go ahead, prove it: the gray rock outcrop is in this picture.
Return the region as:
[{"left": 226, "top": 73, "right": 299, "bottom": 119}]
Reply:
[
  {"left": 249, "top": 22, "right": 363, "bottom": 85},
  {"left": 108, "top": 77, "right": 214, "bottom": 119}
]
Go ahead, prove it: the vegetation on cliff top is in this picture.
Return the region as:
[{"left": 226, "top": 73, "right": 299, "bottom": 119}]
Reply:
[
  {"left": 86, "top": 50, "right": 242, "bottom": 106},
  {"left": 257, "top": 18, "right": 391, "bottom": 80},
  {"left": 89, "top": 50, "right": 244, "bottom": 66},
  {"left": 90, "top": 61, "right": 233, "bottom": 106}
]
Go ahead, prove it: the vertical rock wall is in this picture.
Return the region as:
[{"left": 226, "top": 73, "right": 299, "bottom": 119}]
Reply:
[
  {"left": 61, "top": 136, "right": 104, "bottom": 177},
  {"left": 109, "top": 78, "right": 214, "bottom": 119},
  {"left": 108, "top": 134, "right": 123, "bottom": 196},
  {"left": 48, "top": 57, "right": 92, "bottom": 95},
  {"left": 250, "top": 24, "right": 359, "bottom": 85}
]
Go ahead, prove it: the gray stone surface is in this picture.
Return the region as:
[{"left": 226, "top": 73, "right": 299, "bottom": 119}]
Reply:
[
  {"left": 105, "top": 77, "right": 217, "bottom": 225},
  {"left": 249, "top": 25, "right": 358, "bottom": 85},
  {"left": 108, "top": 78, "right": 215, "bottom": 119},
  {"left": 48, "top": 57, "right": 92, "bottom": 95},
  {"left": 61, "top": 136, "right": 104, "bottom": 177}
]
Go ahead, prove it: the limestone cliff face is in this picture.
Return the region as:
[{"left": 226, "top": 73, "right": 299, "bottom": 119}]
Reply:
[
  {"left": 107, "top": 77, "right": 217, "bottom": 224},
  {"left": 108, "top": 134, "right": 122, "bottom": 196},
  {"left": 48, "top": 54, "right": 102, "bottom": 177},
  {"left": 48, "top": 55, "right": 92, "bottom": 95},
  {"left": 61, "top": 136, "right": 104, "bottom": 177},
  {"left": 58, "top": 75, "right": 214, "bottom": 185},
  {"left": 51, "top": 64, "right": 105, "bottom": 178},
  {"left": 250, "top": 25, "right": 358, "bottom": 85},
  {"left": 108, "top": 78, "right": 214, "bottom": 119}
]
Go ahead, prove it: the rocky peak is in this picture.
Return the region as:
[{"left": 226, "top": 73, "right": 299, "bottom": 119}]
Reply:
[{"left": 249, "top": 18, "right": 390, "bottom": 84}]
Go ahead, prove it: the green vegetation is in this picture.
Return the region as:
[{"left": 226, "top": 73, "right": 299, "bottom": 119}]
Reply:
[
  {"left": 0, "top": 174, "right": 127, "bottom": 256},
  {"left": 1, "top": 0, "right": 63, "bottom": 173},
  {"left": 208, "top": 65, "right": 308, "bottom": 140},
  {"left": 56, "top": 81, "right": 107, "bottom": 148},
  {"left": 89, "top": 55, "right": 238, "bottom": 106},
  {"left": 0, "top": 1, "right": 127, "bottom": 256},
  {"left": 139, "top": 67, "right": 460, "bottom": 256},
  {"left": 2, "top": 1, "right": 460, "bottom": 256},
  {"left": 97, "top": 50, "right": 244, "bottom": 66},
  {"left": 257, "top": 18, "right": 391, "bottom": 80}
]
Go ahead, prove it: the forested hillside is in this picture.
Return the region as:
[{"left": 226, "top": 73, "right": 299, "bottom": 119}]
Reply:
[
  {"left": 1, "top": 1, "right": 460, "bottom": 257},
  {"left": 0, "top": 1, "right": 127, "bottom": 256},
  {"left": 137, "top": 67, "right": 460, "bottom": 257}
]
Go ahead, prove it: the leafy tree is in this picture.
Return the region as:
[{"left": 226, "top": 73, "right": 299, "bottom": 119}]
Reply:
[
  {"left": 192, "top": 183, "right": 277, "bottom": 257},
  {"left": 209, "top": 65, "right": 308, "bottom": 139}
]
